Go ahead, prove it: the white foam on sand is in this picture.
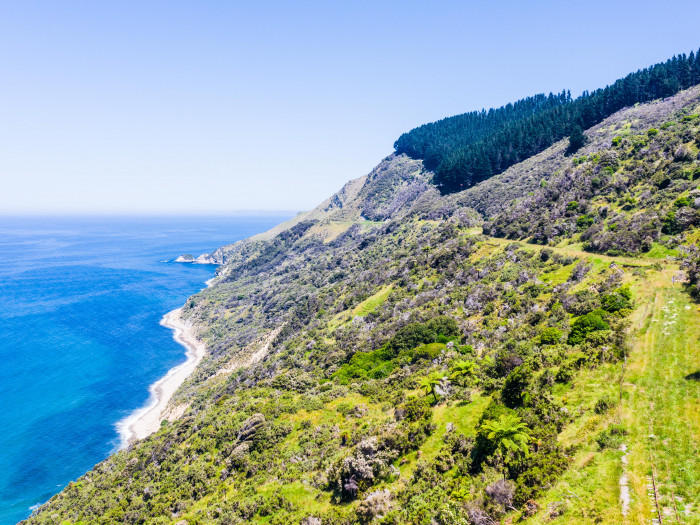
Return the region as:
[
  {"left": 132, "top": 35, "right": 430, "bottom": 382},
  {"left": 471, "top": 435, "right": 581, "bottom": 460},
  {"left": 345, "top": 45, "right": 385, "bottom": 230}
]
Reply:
[{"left": 115, "top": 308, "right": 207, "bottom": 447}]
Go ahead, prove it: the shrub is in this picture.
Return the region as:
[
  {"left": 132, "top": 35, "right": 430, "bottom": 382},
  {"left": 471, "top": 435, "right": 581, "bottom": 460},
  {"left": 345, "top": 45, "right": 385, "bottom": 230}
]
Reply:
[
  {"left": 386, "top": 323, "right": 435, "bottom": 356},
  {"left": 577, "top": 215, "right": 594, "bottom": 229},
  {"left": 426, "top": 315, "right": 461, "bottom": 340},
  {"left": 386, "top": 316, "right": 459, "bottom": 357},
  {"left": 356, "top": 490, "right": 393, "bottom": 522},
  {"left": 513, "top": 444, "right": 568, "bottom": 504},
  {"left": 502, "top": 366, "right": 533, "bottom": 408},
  {"left": 555, "top": 363, "right": 575, "bottom": 383},
  {"left": 596, "top": 424, "right": 626, "bottom": 449},
  {"left": 411, "top": 343, "right": 445, "bottom": 363},
  {"left": 567, "top": 312, "right": 610, "bottom": 345},
  {"left": 539, "top": 327, "right": 563, "bottom": 345},
  {"left": 675, "top": 196, "right": 692, "bottom": 208},
  {"left": 252, "top": 421, "right": 293, "bottom": 452},
  {"left": 600, "top": 286, "right": 632, "bottom": 312},
  {"left": 662, "top": 210, "right": 680, "bottom": 234},
  {"left": 333, "top": 347, "right": 395, "bottom": 384},
  {"left": 594, "top": 394, "right": 616, "bottom": 414},
  {"left": 674, "top": 144, "right": 694, "bottom": 162},
  {"left": 457, "top": 344, "right": 474, "bottom": 355},
  {"left": 397, "top": 396, "right": 431, "bottom": 423}
]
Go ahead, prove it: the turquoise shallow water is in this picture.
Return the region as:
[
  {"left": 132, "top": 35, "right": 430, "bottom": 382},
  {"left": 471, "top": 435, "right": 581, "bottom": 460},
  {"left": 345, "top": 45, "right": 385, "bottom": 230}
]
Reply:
[{"left": 0, "top": 215, "right": 289, "bottom": 524}]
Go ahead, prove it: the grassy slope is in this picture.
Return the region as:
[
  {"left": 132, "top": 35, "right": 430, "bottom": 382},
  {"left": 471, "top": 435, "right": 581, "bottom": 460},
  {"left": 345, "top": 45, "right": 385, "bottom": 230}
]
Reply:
[
  {"left": 206, "top": 234, "right": 700, "bottom": 524},
  {"left": 624, "top": 268, "right": 700, "bottom": 524},
  {"left": 507, "top": 250, "right": 700, "bottom": 523},
  {"left": 183, "top": 233, "right": 675, "bottom": 524},
  {"left": 39, "top": 228, "right": 698, "bottom": 525},
  {"left": 249, "top": 235, "right": 700, "bottom": 524}
]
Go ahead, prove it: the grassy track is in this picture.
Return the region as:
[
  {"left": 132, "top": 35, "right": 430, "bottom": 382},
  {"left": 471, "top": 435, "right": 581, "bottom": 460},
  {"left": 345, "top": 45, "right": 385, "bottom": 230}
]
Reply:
[
  {"left": 487, "top": 234, "right": 700, "bottom": 523},
  {"left": 623, "top": 268, "right": 700, "bottom": 524}
]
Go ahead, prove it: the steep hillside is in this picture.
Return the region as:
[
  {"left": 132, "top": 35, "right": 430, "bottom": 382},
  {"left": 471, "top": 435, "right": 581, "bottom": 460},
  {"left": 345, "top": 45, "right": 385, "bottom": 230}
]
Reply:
[
  {"left": 486, "top": 86, "right": 700, "bottom": 254},
  {"left": 24, "top": 87, "right": 700, "bottom": 524},
  {"left": 396, "top": 50, "right": 700, "bottom": 193}
]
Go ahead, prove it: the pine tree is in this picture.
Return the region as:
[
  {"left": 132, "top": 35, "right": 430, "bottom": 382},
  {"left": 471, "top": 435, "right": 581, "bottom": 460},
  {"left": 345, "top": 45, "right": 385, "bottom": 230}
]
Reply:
[
  {"left": 565, "top": 125, "right": 587, "bottom": 156},
  {"left": 394, "top": 49, "right": 700, "bottom": 194}
]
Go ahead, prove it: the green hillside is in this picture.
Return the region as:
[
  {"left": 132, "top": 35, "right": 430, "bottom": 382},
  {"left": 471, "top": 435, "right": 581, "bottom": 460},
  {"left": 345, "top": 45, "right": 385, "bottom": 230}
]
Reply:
[{"left": 24, "top": 61, "right": 700, "bottom": 525}]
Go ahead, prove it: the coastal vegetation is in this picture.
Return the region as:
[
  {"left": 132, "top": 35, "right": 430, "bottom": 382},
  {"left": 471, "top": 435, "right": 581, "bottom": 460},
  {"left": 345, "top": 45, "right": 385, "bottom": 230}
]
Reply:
[{"left": 25, "top": 51, "right": 700, "bottom": 524}]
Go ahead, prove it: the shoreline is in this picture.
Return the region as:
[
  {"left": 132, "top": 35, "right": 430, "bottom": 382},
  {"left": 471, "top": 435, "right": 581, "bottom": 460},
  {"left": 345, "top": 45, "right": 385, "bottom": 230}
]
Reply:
[{"left": 115, "top": 307, "right": 207, "bottom": 447}]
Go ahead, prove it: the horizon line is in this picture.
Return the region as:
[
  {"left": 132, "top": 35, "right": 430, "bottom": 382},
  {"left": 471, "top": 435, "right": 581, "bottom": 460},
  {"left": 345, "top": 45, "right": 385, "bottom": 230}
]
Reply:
[{"left": 0, "top": 210, "right": 302, "bottom": 218}]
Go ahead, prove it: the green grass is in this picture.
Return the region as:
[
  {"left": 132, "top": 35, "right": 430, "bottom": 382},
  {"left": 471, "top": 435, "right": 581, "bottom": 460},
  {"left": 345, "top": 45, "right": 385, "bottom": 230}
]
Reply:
[
  {"left": 351, "top": 284, "right": 393, "bottom": 317},
  {"left": 522, "top": 266, "right": 700, "bottom": 524},
  {"left": 540, "top": 263, "right": 576, "bottom": 285},
  {"left": 327, "top": 285, "right": 394, "bottom": 332},
  {"left": 523, "top": 362, "right": 625, "bottom": 523},
  {"left": 642, "top": 242, "right": 679, "bottom": 259},
  {"left": 251, "top": 481, "right": 346, "bottom": 523},
  {"left": 622, "top": 275, "right": 700, "bottom": 523}
]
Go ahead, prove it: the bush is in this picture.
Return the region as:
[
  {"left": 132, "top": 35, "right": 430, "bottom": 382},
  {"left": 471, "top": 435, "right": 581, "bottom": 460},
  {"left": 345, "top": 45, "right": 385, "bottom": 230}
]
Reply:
[
  {"left": 513, "top": 444, "right": 568, "bottom": 505},
  {"left": 577, "top": 215, "right": 594, "bottom": 229},
  {"left": 386, "top": 323, "right": 435, "bottom": 356},
  {"left": 410, "top": 343, "right": 445, "bottom": 363},
  {"left": 674, "top": 145, "right": 694, "bottom": 162},
  {"left": 539, "top": 327, "right": 563, "bottom": 345},
  {"left": 386, "top": 316, "right": 459, "bottom": 357},
  {"left": 596, "top": 424, "right": 625, "bottom": 449},
  {"left": 600, "top": 286, "right": 632, "bottom": 312},
  {"left": 675, "top": 196, "right": 692, "bottom": 207},
  {"left": 662, "top": 210, "right": 680, "bottom": 234},
  {"left": 397, "top": 396, "right": 432, "bottom": 423},
  {"left": 567, "top": 312, "right": 610, "bottom": 345},
  {"left": 594, "top": 394, "right": 616, "bottom": 414},
  {"left": 457, "top": 344, "right": 474, "bottom": 355},
  {"left": 426, "top": 316, "right": 461, "bottom": 340},
  {"left": 333, "top": 347, "right": 395, "bottom": 384},
  {"left": 555, "top": 362, "right": 575, "bottom": 383},
  {"left": 502, "top": 366, "right": 533, "bottom": 408}
]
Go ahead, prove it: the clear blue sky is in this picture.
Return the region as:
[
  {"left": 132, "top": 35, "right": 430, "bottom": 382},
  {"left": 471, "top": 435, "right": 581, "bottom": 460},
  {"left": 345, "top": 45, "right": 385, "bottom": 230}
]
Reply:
[{"left": 2, "top": 0, "right": 699, "bottom": 215}]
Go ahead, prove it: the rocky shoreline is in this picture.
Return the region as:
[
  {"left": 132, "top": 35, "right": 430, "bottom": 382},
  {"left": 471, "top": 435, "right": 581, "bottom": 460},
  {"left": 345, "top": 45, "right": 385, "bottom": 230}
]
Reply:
[{"left": 175, "top": 253, "right": 220, "bottom": 264}]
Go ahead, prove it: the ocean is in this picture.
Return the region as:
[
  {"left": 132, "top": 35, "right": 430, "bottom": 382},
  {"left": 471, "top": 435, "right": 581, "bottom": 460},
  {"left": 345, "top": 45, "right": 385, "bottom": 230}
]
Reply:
[{"left": 0, "top": 215, "right": 290, "bottom": 525}]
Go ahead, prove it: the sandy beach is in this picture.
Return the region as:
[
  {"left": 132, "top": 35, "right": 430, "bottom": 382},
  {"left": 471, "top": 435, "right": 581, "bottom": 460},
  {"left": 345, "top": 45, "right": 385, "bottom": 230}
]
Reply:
[{"left": 116, "top": 308, "right": 206, "bottom": 446}]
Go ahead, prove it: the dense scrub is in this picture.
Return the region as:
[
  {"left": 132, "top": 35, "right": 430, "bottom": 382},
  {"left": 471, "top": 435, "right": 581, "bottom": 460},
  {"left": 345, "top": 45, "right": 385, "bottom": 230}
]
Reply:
[
  {"left": 485, "top": 108, "right": 700, "bottom": 254},
  {"left": 26, "top": 215, "right": 635, "bottom": 524}
]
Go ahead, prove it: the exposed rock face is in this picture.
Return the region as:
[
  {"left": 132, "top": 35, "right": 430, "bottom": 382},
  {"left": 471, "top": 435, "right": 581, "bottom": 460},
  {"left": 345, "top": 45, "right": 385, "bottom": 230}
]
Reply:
[
  {"left": 196, "top": 253, "right": 221, "bottom": 264},
  {"left": 174, "top": 253, "right": 222, "bottom": 264}
]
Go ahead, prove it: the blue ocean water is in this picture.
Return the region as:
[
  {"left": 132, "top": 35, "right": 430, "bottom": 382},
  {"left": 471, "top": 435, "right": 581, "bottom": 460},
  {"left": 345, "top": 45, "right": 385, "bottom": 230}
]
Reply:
[{"left": 0, "top": 215, "right": 290, "bottom": 525}]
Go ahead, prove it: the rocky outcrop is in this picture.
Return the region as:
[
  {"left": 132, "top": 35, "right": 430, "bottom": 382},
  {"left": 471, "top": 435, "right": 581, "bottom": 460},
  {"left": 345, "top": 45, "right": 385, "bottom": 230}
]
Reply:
[{"left": 174, "top": 253, "right": 222, "bottom": 265}]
